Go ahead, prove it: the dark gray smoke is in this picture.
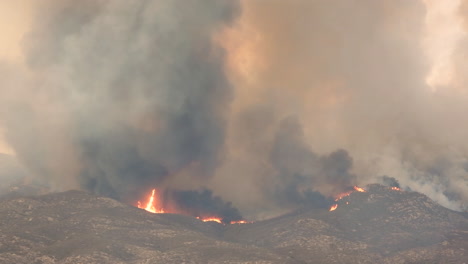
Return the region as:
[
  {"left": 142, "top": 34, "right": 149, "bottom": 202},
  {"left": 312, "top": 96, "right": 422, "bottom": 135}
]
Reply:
[
  {"left": 215, "top": 0, "right": 468, "bottom": 213},
  {"left": 381, "top": 176, "right": 401, "bottom": 188},
  {"left": 269, "top": 116, "right": 354, "bottom": 210},
  {"left": 1, "top": 0, "right": 467, "bottom": 220},
  {"left": 1, "top": 0, "right": 241, "bottom": 203},
  {"left": 166, "top": 189, "right": 243, "bottom": 224}
]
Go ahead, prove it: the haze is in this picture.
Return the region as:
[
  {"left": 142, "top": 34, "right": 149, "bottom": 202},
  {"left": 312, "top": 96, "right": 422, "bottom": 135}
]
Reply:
[{"left": 0, "top": 0, "right": 466, "bottom": 219}]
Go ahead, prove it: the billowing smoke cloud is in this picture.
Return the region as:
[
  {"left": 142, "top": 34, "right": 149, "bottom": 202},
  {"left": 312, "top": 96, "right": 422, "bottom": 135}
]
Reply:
[
  {"left": 0, "top": 0, "right": 467, "bottom": 220},
  {"left": 213, "top": 0, "right": 468, "bottom": 214},
  {"left": 0, "top": 0, "right": 240, "bottom": 203}
]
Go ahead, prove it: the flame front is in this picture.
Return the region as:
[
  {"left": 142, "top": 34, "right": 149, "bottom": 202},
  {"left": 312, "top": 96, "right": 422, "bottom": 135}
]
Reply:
[
  {"left": 334, "top": 190, "right": 354, "bottom": 201},
  {"left": 391, "top": 187, "right": 401, "bottom": 191},
  {"left": 330, "top": 186, "right": 366, "bottom": 212},
  {"left": 137, "top": 189, "right": 165, "bottom": 214},
  {"left": 334, "top": 186, "right": 366, "bottom": 201}
]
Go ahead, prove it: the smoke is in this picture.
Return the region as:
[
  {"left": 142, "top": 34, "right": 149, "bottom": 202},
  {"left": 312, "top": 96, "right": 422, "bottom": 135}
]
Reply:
[
  {"left": 0, "top": 154, "right": 28, "bottom": 190},
  {"left": 165, "top": 189, "right": 243, "bottom": 224},
  {"left": 268, "top": 116, "right": 350, "bottom": 209},
  {"left": 0, "top": 0, "right": 240, "bottom": 202},
  {"left": 0, "top": 0, "right": 467, "bottom": 219},
  {"left": 381, "top": 176, "right": 401, "bottom": 188},
  {"left": 214, "top": 0, "right": 468, "bottom": 213}
]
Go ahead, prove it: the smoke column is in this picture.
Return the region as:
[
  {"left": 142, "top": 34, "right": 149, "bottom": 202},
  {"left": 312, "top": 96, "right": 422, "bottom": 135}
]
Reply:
[
  {"left": 0, "top": 0, "right": 467, "bottom": 219},
  {"left": 0, "top": 0, "right": 241, "bottom": 202},
  {"left": 214, "top": 0, "right": 468, "bottom": 215}
]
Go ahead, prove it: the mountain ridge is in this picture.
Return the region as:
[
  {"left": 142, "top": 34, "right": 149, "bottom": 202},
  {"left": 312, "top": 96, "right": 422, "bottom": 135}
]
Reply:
[{"left": 0, "top": 185, "right": 466, "bottom": 263}]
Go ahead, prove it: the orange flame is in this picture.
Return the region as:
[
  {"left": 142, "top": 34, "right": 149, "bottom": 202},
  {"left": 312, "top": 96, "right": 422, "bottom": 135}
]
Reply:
[
  {"left": 334, "top": 190, "right": 353, "bottom": 201},
  {"left": 353, "top": 186, "right": 366, "bottom": 192},
  {"left": 137, "top": 189, "right": 165, "bottom": 214},
  {"left": 330, "top": 186, "right": 366, "bottom": 212},
  {"left": 391, "top": 187, "right": 401, "bottom": 191},
  {"left": 137, "top": 189, "right": 253, "bottom": 225},
  {"left": 334, "top": 186, "right": 366, "bottom": 201},
  {"left": 198, "top": 217, "right": 223, "bottom": 224}
]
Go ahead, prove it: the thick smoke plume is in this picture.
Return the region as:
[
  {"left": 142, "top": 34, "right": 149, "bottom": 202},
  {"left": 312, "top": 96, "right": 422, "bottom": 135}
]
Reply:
[
  {"left": 0, "top": 0, "right": 467, "bottom": 219},
  {"left": 1, "top": 0, "right": 240, "bottom": 203},
  {"left": 213, "top": 0, "right": 468, "bottom": 214}
]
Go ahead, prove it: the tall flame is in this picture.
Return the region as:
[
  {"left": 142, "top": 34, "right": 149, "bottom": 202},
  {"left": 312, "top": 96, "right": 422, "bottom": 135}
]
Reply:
[{"left": 137, "top": 189, "right": 165, "bottom": 214}]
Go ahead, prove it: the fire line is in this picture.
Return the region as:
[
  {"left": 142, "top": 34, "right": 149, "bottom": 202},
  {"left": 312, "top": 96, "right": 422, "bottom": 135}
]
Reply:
[
  {"left": 329, "top": 186, "right": 366, "bottom": 212},
  {"left": 137, "top": 188, "right": 251, "bottom": 225}
]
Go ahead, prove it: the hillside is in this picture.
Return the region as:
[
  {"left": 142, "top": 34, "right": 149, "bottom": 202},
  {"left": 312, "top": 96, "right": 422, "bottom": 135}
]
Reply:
[{"left": 0, "top": 185, "right": 466, "bottom": 263}]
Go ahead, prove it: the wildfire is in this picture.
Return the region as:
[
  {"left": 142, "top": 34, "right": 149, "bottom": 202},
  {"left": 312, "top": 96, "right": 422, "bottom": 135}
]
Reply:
[
  {"left": 330, "top": 186, "right": 366, "bottom": 212},
  {"left": 334, "top": 190, "right": 353, "bottom": 201},
  {"left": 391, "top": 187, "right": 401, "bottom": 191},
  {"left": 353, "top": 186, "right": 366, "bottom": 192},
  {"left": 196, "top": 218, "right": 252, "bottom": 225},
  {"left": 198, "top": 217, "right": 223, "bottom": 224},
  {"left": 137, "top": 189, "right": 251, "bottom": 225},
  {"left": 334, "top": 186, "right": 366, "bottom": 201},
  {"left": 137, "top": 189, "right": 165, "bottom": 214}
]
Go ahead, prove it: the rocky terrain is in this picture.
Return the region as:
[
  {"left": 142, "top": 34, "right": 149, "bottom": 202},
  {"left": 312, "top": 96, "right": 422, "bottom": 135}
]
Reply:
[{"left": 0, "top": 184, "right": 466, "bottom": 263}]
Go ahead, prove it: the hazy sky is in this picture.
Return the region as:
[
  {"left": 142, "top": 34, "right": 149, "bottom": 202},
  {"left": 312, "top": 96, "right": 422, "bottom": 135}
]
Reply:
[
  {"left": 0, "top": 0, "right": 30, "bottom": 155},
  {"left": 0, "top": 1, "right": 31, "bottom": 62},
  {"left": 1, "top": 1, "right": 464, "bottom": 148}
]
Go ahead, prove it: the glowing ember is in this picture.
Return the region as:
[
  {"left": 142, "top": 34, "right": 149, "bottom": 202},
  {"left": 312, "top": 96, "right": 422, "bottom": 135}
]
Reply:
[
  {"left": 353, "top": 186, "right": 366, "bottom": 192},
  {"left": 329, "top": 204, "right": 338, "bottom": 211},
  {"left": 137, "top": 189, "right": 165, "bottom": 214},
  {"left": 391, "top": 187, "right": 401, "bottom": 191}
]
